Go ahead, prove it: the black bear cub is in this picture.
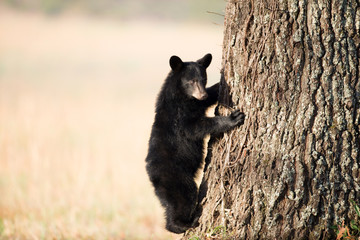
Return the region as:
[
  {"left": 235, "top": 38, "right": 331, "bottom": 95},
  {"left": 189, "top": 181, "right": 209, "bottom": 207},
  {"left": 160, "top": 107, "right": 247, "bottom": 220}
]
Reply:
[{"left": 145, "top": 54, "right": 245, "bottom": 234}]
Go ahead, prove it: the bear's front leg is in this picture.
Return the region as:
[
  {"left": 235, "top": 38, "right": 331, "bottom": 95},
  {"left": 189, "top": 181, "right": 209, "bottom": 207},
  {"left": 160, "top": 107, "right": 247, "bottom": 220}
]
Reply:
[{"left": 190, "top": 110, "right": 245, "bottom": 138}]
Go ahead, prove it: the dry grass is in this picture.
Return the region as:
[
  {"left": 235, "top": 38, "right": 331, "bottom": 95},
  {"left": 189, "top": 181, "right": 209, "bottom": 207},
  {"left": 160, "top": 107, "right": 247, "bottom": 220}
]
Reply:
[{"left": 0, "top": 7, "right": 223, "bottom": 239}]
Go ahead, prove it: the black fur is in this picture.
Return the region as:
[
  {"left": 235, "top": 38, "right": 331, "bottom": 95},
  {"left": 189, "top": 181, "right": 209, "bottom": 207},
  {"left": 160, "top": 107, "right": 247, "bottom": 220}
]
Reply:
[{"left": 145, "top": 54, "right": 245, "bottom": 234}]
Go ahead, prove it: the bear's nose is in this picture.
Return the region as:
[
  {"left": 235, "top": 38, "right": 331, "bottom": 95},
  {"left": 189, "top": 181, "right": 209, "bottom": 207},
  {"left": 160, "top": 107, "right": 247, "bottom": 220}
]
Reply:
[{"left": 198, "top": 92, "right": 208, "bottom": 100}]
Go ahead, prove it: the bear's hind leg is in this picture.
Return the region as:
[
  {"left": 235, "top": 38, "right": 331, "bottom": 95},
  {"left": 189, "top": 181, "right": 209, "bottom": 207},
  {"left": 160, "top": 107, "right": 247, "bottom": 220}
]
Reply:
[
  {"left": 165, "top": 198, "right": 198, "bottom": 233},
  {"left": 160, "top": 177, "right": 199, "bottom": 233}
]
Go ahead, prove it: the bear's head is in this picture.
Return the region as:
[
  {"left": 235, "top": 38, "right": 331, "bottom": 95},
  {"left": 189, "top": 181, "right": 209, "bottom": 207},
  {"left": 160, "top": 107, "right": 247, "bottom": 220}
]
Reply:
[{"left": 169, "top": 54, "right": 212, "bottom": 101}]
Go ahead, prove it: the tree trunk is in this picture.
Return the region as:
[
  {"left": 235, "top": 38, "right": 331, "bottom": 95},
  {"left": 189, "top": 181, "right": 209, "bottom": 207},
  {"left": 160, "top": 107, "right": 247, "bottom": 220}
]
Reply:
[{"left": 185, "top": 0, "right": 360, "bottom": 239}]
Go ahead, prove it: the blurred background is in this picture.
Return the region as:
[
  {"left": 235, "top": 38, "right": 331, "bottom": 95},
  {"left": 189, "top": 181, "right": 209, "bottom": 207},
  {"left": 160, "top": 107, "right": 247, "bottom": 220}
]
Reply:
[{"left": 0, "top": 0, "right": 225, "bottom": 239}]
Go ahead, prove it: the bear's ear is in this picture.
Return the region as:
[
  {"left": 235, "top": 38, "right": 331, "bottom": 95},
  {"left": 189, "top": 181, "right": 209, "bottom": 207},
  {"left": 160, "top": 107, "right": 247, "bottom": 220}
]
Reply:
[
  {"left": 169, "top": 55, "right": 184, "bottom": 71},
  {"left": 197, "top": 53, "right": 212, "bottom": 69}
]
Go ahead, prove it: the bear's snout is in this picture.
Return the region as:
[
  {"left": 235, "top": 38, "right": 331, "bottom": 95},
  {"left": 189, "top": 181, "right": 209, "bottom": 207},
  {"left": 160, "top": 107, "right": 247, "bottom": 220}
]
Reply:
[{"left": 192, "top": 82, "right": 208, "bottom": 100}]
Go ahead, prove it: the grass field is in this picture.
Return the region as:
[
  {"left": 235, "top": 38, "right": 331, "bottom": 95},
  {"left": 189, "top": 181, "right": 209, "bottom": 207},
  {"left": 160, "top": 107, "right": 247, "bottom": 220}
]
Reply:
[{"left": 0, "top": 7, "right": 223, "bottom": 239}]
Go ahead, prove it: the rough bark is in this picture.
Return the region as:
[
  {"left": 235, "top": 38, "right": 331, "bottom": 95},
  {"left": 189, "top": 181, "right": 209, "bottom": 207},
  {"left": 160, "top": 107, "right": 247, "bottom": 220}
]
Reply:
[{"left": 185, "top": 0, "right": 360, "bottom": 239}]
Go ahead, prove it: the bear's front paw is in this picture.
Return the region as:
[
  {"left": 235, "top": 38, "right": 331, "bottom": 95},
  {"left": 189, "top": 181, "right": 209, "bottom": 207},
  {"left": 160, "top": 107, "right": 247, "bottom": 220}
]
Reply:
[{"left": 230, "top": 110, "right": 245, "bottom": 126}]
